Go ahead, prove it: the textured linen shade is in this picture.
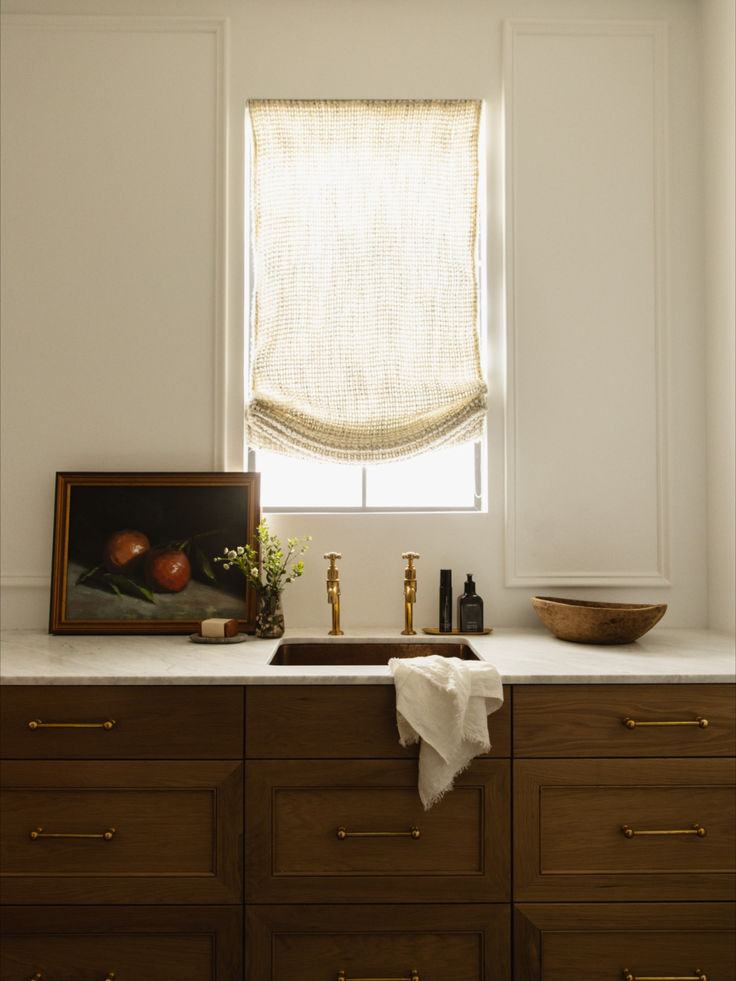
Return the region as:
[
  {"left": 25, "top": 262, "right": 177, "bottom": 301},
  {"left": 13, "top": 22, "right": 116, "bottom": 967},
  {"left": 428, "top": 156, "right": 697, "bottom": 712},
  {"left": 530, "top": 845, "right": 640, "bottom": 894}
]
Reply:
[{"left": 246, "top": 99, "right": 487, "bottom": 464}]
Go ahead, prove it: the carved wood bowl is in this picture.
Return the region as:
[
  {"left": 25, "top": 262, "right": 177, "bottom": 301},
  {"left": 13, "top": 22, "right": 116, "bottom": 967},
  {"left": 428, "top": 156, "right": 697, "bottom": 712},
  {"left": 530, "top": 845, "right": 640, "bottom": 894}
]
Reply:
[{"left": 531, "top": 596, "right": 667, "bottom": 645}]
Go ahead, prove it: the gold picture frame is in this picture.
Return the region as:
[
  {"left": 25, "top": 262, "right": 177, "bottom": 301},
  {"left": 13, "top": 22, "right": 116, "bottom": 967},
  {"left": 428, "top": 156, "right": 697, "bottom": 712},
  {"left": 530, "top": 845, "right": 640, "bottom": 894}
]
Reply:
[{"left": 49, "top": 472, "right": 260, "bottom": 634}]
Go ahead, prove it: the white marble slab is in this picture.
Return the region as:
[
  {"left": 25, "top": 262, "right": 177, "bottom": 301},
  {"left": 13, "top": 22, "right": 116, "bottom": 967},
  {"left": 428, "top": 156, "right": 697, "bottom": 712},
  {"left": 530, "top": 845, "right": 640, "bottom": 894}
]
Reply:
[{"left": 0, "top": 627, "right": 733, "bottom": 685}]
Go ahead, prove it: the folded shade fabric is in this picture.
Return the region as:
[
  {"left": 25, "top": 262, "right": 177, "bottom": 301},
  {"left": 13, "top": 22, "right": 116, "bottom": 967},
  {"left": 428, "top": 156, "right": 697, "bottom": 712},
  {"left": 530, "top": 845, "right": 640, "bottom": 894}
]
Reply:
[
  {"left": 389, "top": 654, "right": 504, "bottom": 809},
  {"left": 246, "top": 99, "right": 487, "bottom": 463}
]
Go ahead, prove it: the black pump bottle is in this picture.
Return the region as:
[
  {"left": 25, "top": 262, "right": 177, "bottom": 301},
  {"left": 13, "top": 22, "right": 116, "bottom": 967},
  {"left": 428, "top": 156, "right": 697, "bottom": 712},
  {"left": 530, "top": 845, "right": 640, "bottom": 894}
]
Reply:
[
  {"left": 457, "top": 574, "right": 483, "bottom": 632},
  {"left": 439, "top": 569, "right": 453, "bottom": 632}
]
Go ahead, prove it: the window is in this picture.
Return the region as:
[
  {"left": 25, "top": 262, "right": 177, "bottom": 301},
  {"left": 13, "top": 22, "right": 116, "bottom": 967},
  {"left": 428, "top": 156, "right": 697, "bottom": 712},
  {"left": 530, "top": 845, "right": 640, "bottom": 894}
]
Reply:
[{"left": 245, "top": 100, "right": 486, "bottom": 511}]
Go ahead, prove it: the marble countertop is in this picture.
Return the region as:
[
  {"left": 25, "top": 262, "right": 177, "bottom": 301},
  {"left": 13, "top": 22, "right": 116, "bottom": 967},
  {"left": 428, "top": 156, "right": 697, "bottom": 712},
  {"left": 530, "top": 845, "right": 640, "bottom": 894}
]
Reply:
[{"left": 0, "top": 626, "right": 733, "bottom": 685}]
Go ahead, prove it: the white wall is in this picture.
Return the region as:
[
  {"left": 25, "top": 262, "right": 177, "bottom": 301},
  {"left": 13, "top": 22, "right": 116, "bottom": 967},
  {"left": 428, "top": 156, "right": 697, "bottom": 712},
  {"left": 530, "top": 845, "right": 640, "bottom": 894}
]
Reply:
[
  {"left": 1, "top": 0, "right": 732, "bottom": 634},
  {"left": 703, "top": 0, "right": 736, "bottom": 634}
]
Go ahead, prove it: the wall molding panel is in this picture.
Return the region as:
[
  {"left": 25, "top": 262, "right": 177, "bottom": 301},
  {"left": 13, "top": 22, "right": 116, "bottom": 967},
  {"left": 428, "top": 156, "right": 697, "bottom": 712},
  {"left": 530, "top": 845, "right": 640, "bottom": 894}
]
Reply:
[
  {"left": 0, "top": 15, "right": 229, "bottom": 605},
  {"left": 503, "top": 19, "right": 670, "bottom": 587}
]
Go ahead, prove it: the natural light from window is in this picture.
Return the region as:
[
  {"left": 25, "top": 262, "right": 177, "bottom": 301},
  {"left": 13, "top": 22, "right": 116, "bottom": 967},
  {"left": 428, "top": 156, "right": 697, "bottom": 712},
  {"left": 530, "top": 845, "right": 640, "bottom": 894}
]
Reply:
[
  {"left": 257, "top": 443, "right": 478, "bottom": 511},
  {"left": 246, "top": 100, "right": 486, "bottom": 512}
]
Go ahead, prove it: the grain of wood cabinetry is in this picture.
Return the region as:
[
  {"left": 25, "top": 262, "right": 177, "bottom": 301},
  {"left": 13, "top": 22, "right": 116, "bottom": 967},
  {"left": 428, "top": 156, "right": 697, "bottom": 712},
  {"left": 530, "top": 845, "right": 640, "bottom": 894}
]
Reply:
[
  {"left": 0, "top": 686, "right": 243, "bottom": 981},
  {"left": 1, "top": 680, "right": 734, "bottom": 981},
  {"left": 245, "top": 685, "right": 512, "bottom": 980},
  {"left": 513, "top": 684, "right": 736, "bottom": 981}
]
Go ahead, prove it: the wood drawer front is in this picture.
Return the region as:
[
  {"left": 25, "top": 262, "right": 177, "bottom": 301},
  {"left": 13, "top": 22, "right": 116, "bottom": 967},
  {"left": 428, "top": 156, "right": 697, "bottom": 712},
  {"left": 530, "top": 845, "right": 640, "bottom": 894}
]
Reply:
[
  {"left": 0, "top": 686, "right": 243, "bottom": 759},
  {"left": 514, "top": 758, "right": 736, "bottom": 901},
  {"left": 1, "top": 905, "right": 242, "bottom": 981},
  {"left": 246, "top": 904, "right": 510, "bottom": 981},
  {"left": 0, "top": 760, "right": 243, "bottom": 904},
  {"left": 513, "top": 684, "right": 736, "bottom": 757},
  {"left": 246, "top": 684, "right": 511, "bottom": 758},
  {"left": 246, "top": 758, "right": 509, "bottom": 903},
  {"left": 514, "top": 903, "right": 736, "bottom": 981}
]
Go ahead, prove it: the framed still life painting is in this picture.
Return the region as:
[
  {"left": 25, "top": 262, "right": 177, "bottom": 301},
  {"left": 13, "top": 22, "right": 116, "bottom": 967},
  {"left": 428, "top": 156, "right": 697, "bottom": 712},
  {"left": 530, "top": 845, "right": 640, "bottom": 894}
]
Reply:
[{"left": 49, "top": 472, "right": 260, "bottom": 634}]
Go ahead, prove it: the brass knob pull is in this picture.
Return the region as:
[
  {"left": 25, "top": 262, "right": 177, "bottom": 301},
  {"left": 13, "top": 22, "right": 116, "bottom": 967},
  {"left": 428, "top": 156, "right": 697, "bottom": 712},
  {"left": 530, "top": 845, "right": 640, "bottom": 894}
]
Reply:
[
  {"left": 336, "top": 826, "right": 421, "bottom": 840},
  {"left": 337, "top": 972, "right": 419, "bottom": 981},
  {"left": 621, "top": 824, "right": 706, "bottom": 838},
  {"left": 28, "top": 718, "right": 116, "bottom": 730},
  {"left": 29, "top": 827, "right": 116, "bottom": 841},
  {"left": 622, "top": 716, "right": 708, "bottom": 729},
  {"left": 622, "top": 970, "right": 707, "bottom": 981}
]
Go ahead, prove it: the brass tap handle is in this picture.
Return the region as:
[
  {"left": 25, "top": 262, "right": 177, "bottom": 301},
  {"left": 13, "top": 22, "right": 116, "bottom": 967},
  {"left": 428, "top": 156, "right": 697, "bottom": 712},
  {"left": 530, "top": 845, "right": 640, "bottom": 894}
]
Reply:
[
  {"left": 401, "top": 552, "right": 420, "bottom": 636},
  {"left": 622, "top": 970, "right": 707, "bottom": 981},
  {"left": 337, "top": 826, "right": 421, "bottom": 839},
  {"left": 324, "top": 552, "right": 344, "bottom": 635},
  {"left": 338, "top": 972, "right": 419, "bottom": 981},
  {"left": 401, "top": 551, "right": 420, "bottom": 570},
  {"left": 623, "top": 716, "right": 708, "bottom": 729},
  {"left": 29, "top": 827, "right": 116, "bottom": 841},
  {"left": 28, "top": 719, "right": 116, "bottom": 729},
  {"left": 621, "top": 823, "right": 706, "bottom": 838}
]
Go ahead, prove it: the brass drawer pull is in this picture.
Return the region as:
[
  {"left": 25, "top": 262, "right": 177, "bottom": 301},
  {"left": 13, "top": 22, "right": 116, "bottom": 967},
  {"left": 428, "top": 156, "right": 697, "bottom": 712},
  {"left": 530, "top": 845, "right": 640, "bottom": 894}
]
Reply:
[
  {"left": 337, "top": 972, "right": 419, "bottom": 981},
  {"left": 29, "top": 826, "right": 116, "bottom": 841},
  {"left": 622, "top": 970, "right": 707, "bottom": 981},
  {"left": 622, "top": 716, "right": 708, "bottom": 729},
  {"left": 336, "top": 826, "right": 421, "bottom": 840},
  {"left": 30, "top": 974, "right": 115, "bottom": 980},
  {"left": 621, "top": 823, "right": 706, "bottom": 838},
  {"left": 28, "top": 718, "right": 116, "bottom": 730}
]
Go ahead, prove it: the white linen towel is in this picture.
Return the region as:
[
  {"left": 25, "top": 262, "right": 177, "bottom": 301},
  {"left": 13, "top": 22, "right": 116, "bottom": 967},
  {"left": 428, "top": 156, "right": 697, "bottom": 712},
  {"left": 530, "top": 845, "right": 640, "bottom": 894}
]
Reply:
[{"left": 389, "top": 654, "right": 504, "bottom": 810}]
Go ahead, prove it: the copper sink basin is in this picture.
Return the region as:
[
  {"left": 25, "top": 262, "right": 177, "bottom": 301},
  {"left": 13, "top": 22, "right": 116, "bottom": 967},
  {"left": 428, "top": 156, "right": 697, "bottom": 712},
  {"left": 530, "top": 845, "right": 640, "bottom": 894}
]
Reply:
[{"left": 269, "top": 641, "right": 479, "bottom": 666}]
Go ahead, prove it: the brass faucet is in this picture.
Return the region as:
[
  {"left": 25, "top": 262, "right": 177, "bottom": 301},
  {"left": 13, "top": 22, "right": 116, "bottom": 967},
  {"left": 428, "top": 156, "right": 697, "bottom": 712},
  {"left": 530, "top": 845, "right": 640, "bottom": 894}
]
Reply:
[
  {"left": 324, "top": 552, "right": 344, "bottom": 635},
  {"left": 401, "top": 551, "right": 420, "bottom": 635}
]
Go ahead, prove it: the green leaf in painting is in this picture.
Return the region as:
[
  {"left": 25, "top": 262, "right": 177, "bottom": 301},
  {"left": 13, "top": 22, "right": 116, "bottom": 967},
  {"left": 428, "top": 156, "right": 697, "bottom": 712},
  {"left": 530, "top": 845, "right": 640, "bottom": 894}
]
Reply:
[{"left": 102, "top": 573, "right": 155, "bottom": 604}]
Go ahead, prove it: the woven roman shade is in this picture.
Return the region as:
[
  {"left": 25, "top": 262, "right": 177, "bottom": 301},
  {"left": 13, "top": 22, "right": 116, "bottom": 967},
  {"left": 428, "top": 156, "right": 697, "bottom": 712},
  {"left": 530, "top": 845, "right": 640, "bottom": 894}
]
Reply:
[{"left": 246, "top": 99, "right": 487, "bottom": 463}]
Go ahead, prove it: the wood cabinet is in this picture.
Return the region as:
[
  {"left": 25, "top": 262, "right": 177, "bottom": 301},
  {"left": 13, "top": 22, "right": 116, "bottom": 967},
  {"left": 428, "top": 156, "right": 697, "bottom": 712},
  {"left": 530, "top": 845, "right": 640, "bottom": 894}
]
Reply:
[
  {"left": 245, "top": 757, "right": 509, "bottom": 903},
  {"left": 0, "top": 686, "right": 244, "bottom": 980},
  {"left": 1, "top": 678, "right": 734, "bottom": 981},
  {"left": 514, "top": 903, "right": 736, "bottom": 981},
  {"left": 245, "top": 685, "right": 511, "bottom": 977},
  {"left": 1, "top": 906, "right": 243, "bottom": 981},
  {"left": 247, "top": 904, "right": 510, "bottom": 981},
  {"left": 513, "top": 684, "right": 736, "bottom": 981}
]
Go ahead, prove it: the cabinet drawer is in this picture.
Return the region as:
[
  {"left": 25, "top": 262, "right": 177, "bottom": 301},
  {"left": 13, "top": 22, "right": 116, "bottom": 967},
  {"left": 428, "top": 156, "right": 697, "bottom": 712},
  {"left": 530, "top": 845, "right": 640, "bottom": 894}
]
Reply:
[
  {"left": 514, "top": 902, "right": 736, "bottom": 981},
  {"left": 247, "top": 904, "right": 509, "bottom": 981},
  {"left": 246, "top": 758, "right": 509, "bottom": 902},
  {"left": 1, "top": 905, "right": 242, "bottom": 981},
  {"left": 513, "top": 684, "right": 735, "bottom": 757},
  {"left": 0, "top": 760, "right": 242, "bottom": 904},
  {"left": 0, "top": 685, "right": 243, "bottom": 759},
  {"left": 514, "top": 758, "right": 735, "bottom": 901},
  {"left": 246, "top": 684, "right": 510, "bottom": 758}
]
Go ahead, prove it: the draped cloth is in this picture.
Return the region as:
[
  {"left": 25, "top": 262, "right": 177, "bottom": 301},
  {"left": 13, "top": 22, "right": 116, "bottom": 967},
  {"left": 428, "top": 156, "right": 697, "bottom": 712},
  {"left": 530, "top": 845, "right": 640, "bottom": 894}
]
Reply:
[{"left": 246, "top": 100, "right": 487, "bottom": 463}]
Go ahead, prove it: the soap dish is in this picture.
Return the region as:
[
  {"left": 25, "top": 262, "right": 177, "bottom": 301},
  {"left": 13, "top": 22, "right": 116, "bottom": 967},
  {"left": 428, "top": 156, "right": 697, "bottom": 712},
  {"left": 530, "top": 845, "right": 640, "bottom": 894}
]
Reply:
[
  {"left": 190, "top": 633, "right": 248, "bottom": 644},
  {"left": 422, "top": 627, "right": 492, "bottom": 636}
]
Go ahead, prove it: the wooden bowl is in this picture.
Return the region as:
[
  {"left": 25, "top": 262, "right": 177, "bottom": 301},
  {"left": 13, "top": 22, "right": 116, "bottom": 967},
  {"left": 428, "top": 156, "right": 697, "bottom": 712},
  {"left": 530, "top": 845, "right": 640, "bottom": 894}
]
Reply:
[{"left": 531, "top": 596, "right": 667, "bottom": 645}]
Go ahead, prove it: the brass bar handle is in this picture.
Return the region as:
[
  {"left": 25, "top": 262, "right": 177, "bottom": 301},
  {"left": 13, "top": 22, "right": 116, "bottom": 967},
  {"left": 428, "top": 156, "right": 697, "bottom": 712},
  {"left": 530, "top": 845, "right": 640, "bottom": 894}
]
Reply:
[
  {"left": 336, "top": 826, "right": 420, "bottom": 840},
  {"left": 30, "top": 974, "right": 115, "bottom": 980},
  {"left": 622, "top": 970, "right": 707, "bottom": 981},
  {"left": 28, "top": 718, "right": 116, "bottom": 730},
  {"left": 29, "top": 826, "right": 116, "bottom": 841},
  {"left": 621, "top": 824, "right": 706, "bottom": 838},
  {"left": 337, "top": 972, "right": 419, "bottom": 981},
  {"left": 623, "top": 716, "right": 708, "bottom": 729}
]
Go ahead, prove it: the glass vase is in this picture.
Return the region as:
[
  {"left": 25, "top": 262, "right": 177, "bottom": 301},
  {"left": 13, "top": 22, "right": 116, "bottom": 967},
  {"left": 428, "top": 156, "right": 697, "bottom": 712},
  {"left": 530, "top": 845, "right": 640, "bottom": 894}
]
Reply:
[{"left": 255, "top": 588, "right": 284, "bottom": 639}]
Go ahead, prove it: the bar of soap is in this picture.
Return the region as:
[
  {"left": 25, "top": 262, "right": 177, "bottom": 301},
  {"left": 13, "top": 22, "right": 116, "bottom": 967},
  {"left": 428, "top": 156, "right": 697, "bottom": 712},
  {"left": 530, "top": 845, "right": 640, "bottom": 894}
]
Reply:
[{"left": 199, "top": 618, "right": 239, "bottom": 638}]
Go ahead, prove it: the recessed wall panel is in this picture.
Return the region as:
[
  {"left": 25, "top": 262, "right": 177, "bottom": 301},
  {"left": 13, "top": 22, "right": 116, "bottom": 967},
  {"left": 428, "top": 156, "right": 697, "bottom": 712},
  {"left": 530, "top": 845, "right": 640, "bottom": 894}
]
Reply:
[{"left": 504, "top": 20, "right": 669, "bottom": 586}]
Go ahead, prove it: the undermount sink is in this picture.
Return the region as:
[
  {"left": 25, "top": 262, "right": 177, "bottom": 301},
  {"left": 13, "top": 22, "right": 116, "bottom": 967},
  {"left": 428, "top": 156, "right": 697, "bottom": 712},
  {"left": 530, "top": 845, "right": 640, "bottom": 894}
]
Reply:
[{"left": 269, "top": 640, "right": 479, "bottom": 666}]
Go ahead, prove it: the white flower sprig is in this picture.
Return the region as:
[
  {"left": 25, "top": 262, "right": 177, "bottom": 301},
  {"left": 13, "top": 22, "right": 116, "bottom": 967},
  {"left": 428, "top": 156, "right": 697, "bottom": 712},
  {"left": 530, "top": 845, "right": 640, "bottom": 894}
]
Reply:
[{"left": 214, "top": 519, "right": 310, "bottom": 594}]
